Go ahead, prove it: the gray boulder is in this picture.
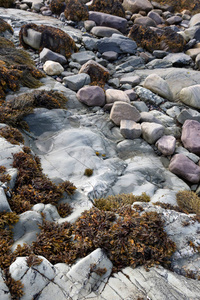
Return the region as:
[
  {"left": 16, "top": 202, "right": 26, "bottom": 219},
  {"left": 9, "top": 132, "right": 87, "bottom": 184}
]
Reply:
[
  {"left": 89, "top": 11, "right": 127, "bottom": 33},
  {"left": 91, "top": 26, "right": 122, "bottom": 37},
  {"left": 71, "top": 51, "right": 96, "bottom": 65},
  {"left": 179, "top": 84, "right": 200, "bottom": 109},
  {"left": 39, "top": 48, "right": 67, "bottom": 65},
  {"left": 141, "top": 122, "right": 165, "bottom": 144},
  {"left": 135, "top": 86, "right": 164, "bottom": 106},
  {"left": 105, "top": 89, "right": 130, "bottom": 104},
  {"left": 134, "top": 16, "right": 157, "bottom": 27},
  {"left": 177, "top": 108, "right": 200, "bottom": 124},
  {"left": 96, "top": 34, "right": 137, "bottom": 54},
  {"left": 63, "top": 73, "right": 91, "bottom": 91},
  {"left": 120, "top": 120, "right": 141, "bottom": 139},
  {"left": 169, "top": 153, "right": 200, "bottom": 183}
]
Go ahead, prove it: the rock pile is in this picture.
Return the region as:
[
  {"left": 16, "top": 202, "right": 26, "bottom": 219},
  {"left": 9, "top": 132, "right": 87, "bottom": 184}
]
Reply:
[{"left": 1, "top": 0, "right": 200, "bottom": 298}]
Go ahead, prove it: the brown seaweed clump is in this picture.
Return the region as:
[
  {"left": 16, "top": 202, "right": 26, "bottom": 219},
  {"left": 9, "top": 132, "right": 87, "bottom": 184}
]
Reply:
[
  {"left": 50, "top": 0, "right": 66, "bottom": 14},
  {"left": 0, "top": 18, "right": 13, "bottom": 35},
  {"left": 0, "top": 0, "right": 14, "bottom": 8},
  {"left": 154, "top": 0, "right": 200, "bottom": 13},
  {"left": 176, "top": 190, "right": 200, "bottom": 214},
  {"left": 89, "top": 0, "right": 125, "bottom": 18},
  {"left": 19, "top": 23, "right": 78, "bottom": 58},
  {"left": 64, "top": 0, "right": 89, "bottom": 22}
]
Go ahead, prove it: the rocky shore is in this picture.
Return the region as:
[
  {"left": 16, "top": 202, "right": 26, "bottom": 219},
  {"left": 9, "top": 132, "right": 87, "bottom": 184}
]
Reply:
[{"left": 1, "top": 0, "right": 200, "bottom": 299}]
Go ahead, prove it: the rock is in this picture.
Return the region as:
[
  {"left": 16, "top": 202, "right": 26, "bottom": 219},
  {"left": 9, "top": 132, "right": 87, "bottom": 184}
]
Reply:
[
  {"left": 186, "top": 48, "right": 200, "bottom": 60},
  {"left": 32, "top": 203, "right": 60, "bottom": 222},
  {"left": 177, "top": 108, "right": 200, "bottom": 124},
  {"left": 116, "top": 56, "right": 144, "bottom": 71},
  {"left": 134, "top": 86, "right": 164, "bottom": 106},
  {"left": 147, "top": 11, "right": 163, "bottom": 24},
  {"left": 82, "top": 36, "right": 98, "bottom": 51},
  {"left": 141, "top": 122, "right": 165, "bottom": 144},
  {"left": 64, "top": 0, "right": 89, "bottom": 22},
  {"left": 189, "top": 13, "right": 200, "bottom": 27},
  {"left": 71, "top": 51, "right": 96, "bottom": 65},
  {"left": 0, "top": 187, "right": 11, "bottom": 212},
  {"left": 76, "top": 85, "right": 105, "bottom": 107},
  {"left": 79, "top": 60, "right": 109, "bottom": 85},
  {"left": 119, "top": 75, "right": 140, "bottom": 87},
  {"left": 180, "top": 85, "right": 200, "bottom": 109},
  {"left": 110, "top": 101, "right": 141, "bottom": 126},
  {"left": 102, "top": 51, "right": 118, "bottom": 61},
  {"left": 132, "top": 101, "right": 148, "bottom": 112},
  {"left": 195, "top": 53, "right": 200, "bottom": 69},
  {"left": 143, "top": 73, "right": 173, "bottom": 101},
  {"left": 120, "top": 120, "right": 141, "bottom": 139},
  {"left": 67, "top": 248, "right": 112, "bottom": 297},
  {"left": 91, "top": 26, "right": 122, "bottom": 37},
  {"left": 153, "top": 50, "right": 168, "bottom": 58},
  {"left": 50, "top": 0, "right": 66, "bottom": 14},
  {"left": 43, "top": 61, "right": 64, "bottom": 75},
  {"left": 63, "top": 73, "right": 91, "bottom": 91},
  {"left": 140, "top": 112, "right": 161, "bottom": 124},
  {"left": 12, "top": 211, "right": 43, "bottom": 251},
  {"left": 166, "top": 16, "right": 182, "bottom": 25},
  {"left": 84, "top": 20, "right": 96, "bottom": 32},
  {"left": 134, "top": 16, "right": 157, "bottom": 27},
  {"left": 163, "top": 53, "right": 192, "bottom": 67},
  {"left": 169, "top": 153, "right": 200, "bottom": 183},
  {"left": 40, "top": 48, "right": 67, "bottom": 65},
  {"left": 96, "top": 34, "right": 137, "bottom": 54},
  {"left": 155, "top": 135, "right": 176, "bottom": 155},
  {"left": 19, "top": 24, "right": 77, "bottom": 58},
  {"left": 105, "top": 89, "right": 130, "bottom": 104},
  {"left": 122, "top": 0, "right": 153, "bottom": 14},
  {"left": 89, "top": 0, "right": 125, "bottom": 18},
  {"left": 89, "top": 11, "right": 127, "bottom": 33},
  {"left": 181, "top": 120, "right": 200, "bottom": 155}
]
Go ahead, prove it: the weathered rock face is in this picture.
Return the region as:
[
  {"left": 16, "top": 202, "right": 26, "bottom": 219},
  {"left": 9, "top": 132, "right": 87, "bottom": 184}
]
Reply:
[
  {"left": 76, "top": 85, "right": 105, "bottom": 107},
  {"left": 64, "top": 0, "right": 89, "bottom": 22},
  {"left": 110, "top": 101, "right": 141, "bottom": 126},
  {"left": 179, "top": 84, "right": 200, "bottom": 109},
  {"left": 89, "top": 0, "right": 125, "bottom": 18},
  {"left": 141, "top": 122, "right": 165, "bottom": 144},
  {"left": 181, "top": 120, "right": 200, "bottom": 155},
  {"left": 79, "top": 60, "right": 109, "bottom": 86},
  {"left": 19, "top": 23, "right": 78, "bottom": 58},
  {"left": 122, "top": 0, "right": 153, "bottom": 14},
  {"left": 169, "top": 153, "right": 200, "bottom": 183}
]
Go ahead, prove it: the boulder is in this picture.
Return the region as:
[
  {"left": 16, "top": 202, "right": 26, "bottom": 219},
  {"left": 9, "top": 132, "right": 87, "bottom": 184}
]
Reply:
[
  {"left": 163, "top": 53, "right": 192, "bottom": 67},
  {"left": 89, "top": 11, "right": 127, "bottom": 33},
  {"left": 76, "top": 85, "right": 105, "bottom": 107},
  {"left": 141, "top": 122, "right": 165, "bottom": 144},
  {"left": 19, "top": 24, "right": 77, "bottom": 58},
  {"left": 169, "top": 153, "right": 200, "bottom": 183},
  {"left": 177, "top": 108, "right": 200, "bottom": 125},
  {"left": 134, "top": 86, "right": 164, "bottom": 106},
  {"left": 40, "top": 48, "right": 67, "bottom": 65},
  {"left": 119, "top": 75, "right": 140, "bottom": 87},
  {"left": 64, "top": 0, "right": 89, "bottom": 22},
  {"left": 49, "top": 0, "right": 66, "bottom": 14},
  {"left": 156, "top": 135, "right": 176, "bottom": 155},
  {"left": 189, "top": 13, "right": 200, "bottom": 27},
  {"left": 120, "top": 120, "right": 141, "bottom": 139},
  {"left": 91, "top": 26, "right": 122, "bottom": 37},
  {"left": 110, "top": 101, "right": 141, "bottom": 126},
  {"left": 63, "top": 73, "right": 91, "bottom": 91},
  {"left": 96, "top": 34, "right": 137, "bottom": 54},
  {"left": 134, "top": 16, "right": 157, "bottom": 27},
  {"left": 147, "top": 11, "right": 163, "bottom": 25},
  {"left": 71, "top": 51, "right": 96, "bottom": 65},
  {"left": 181, "top": 120, "right": 200, "bottom": 155},
  {"left": 0, "top": 187, "right": 11, "bottom": 212},
  {"left": 179, "top": 85, "right": 200, "bottom": 109},
  {"left": 122, "top": 0, "right": 153, "bottom": 13},
  {"left": 43, "top": 60, "right": 64, "bottom": 75},
  {"left": 143, "top": 74, "right": 173, "bottom": 101},
  {"left": 89, "top": 0, "right": 125, "bottom": 18},
  {"left": 105, "top": 89, "right": 130, "bottom": 104},
  {"left": 79, "top": 60, "right": 109, "bottom": 86},
  {"left": 102, "top": 51, "right": 118, "bottom": 61}
]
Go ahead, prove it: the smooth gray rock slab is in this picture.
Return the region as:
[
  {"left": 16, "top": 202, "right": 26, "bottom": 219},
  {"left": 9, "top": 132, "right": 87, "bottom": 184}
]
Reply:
[
  {"left": 77, "top": 85, "right": 105, "bottom": 107},
  {"left": 110, "top": 101, "right": 141, "bottom": 126},
  {"left": 119, "top": 75, "right": 140, "bottom": 87},
  {"left": 141, "top": 122, "right": 165, "bottom": 144},
  {"left": 91, "top": 26, "right": 122, "bottom": 37},
  {"left": 102, "top": 51, "right": 118, "bottom": 61},
  {"left": 189, "top": 13, "right": 200, "bottom": 27},
  {"left": 156, "top": 135, "right": 176, "bottom": 156},
  {"left": 82, "top": 36, "right": 98, "bottom": 51},
  {"left": 22, "top": 28, "right": 42, "bottom": 50},
  {"left": 63, "top": 73, "right": 91, "bottom": 91},
  {"left": 120, "top": 120, "right": 141, "bottom": 139},
  {"left": 164, "top": 53, "right": 192, "bottom": 67},
  {"left": 140, "top": 111, "right": 161, "bottom": 124},
  {"left": 89, "top": 11, "right": 127, "bottom": 33},
  {"left": 39, "top": 48, "right": 67, "bottom": 65},
  {"left": 179, "top": 84, "right": 200, "bottom": 109},
  {"left": 166, "top": 15, "right": 182, "bottom": 25},
  {"left": 71, "top": 51, "right": 96, "bottom": 65},
  {"left": 148, "top": 10, "right": 163, "bottom": 24},
  {"left": 116, "top": 56, "right": 144, "bottom": 71},
  {"left": 181, "top": 119, "right": 200, "bottom": 155},
  {"left": 169, "top": 153, "right": 200, "bottom": 183},
  {"left": 134, "top": 16, "right": 157, "bottom": 27},
  {"left": 96, "top": 34, "right": 137, "bottom": 54}
]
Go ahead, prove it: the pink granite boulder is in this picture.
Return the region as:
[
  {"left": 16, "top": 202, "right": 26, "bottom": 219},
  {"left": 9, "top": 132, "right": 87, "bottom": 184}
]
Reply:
[
  {"left": 156, "top": 135, "right": 176, "bottom": 156},
  {"left": 181, "top": 120, "right": 200, "bottom": 155},
  {"left": 76, "top": 85, "right": 105, "bottom": 107}
]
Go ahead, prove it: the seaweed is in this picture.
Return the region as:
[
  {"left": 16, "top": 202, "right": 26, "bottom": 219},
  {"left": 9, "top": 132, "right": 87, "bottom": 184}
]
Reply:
[
  {"left": 64, "top": 0, "right": 89, "bottom": 22},
  {"left": 176, "top": 190, "right": 200, "bottom": 214},
  {"left": 0, "top": 126, "right": 24, "bottom": 145}
]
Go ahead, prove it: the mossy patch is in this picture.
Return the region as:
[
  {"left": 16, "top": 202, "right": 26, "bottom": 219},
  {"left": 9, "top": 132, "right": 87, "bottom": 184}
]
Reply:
[
  {"left": 84, "top": 168, "right": 93, "bottom": 177},
  {"left": 0, "top": 126, "right": 24, "bottom": 145},
  {"left": 50, "top": 0, "right": 66, "bottom": 14},
  {"left": 89, "top": 0, "right": 125, "bottom": 18},
  {"left": 154, "top": 0, "right": 200, "bottom": 13}
]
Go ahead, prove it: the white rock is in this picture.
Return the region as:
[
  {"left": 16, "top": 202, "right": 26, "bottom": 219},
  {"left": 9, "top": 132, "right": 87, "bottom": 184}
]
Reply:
[
  {"left": 141, "top": 122, "right": 165, "bottom": 144},
  {"left": 143, "top": 73, "right": 173, "bottom": 100},
  {"left": 179, "top": 84, "right": 200, "bottom": 109},
  {"left": 22, "top": 28, "right": 42, "bottom": 50},
  {"left": 105, "top": 89, "right": 130, "bottom": 104},
  {"left": 43, "top": 60, "right": 64, "bottom": 76}
]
